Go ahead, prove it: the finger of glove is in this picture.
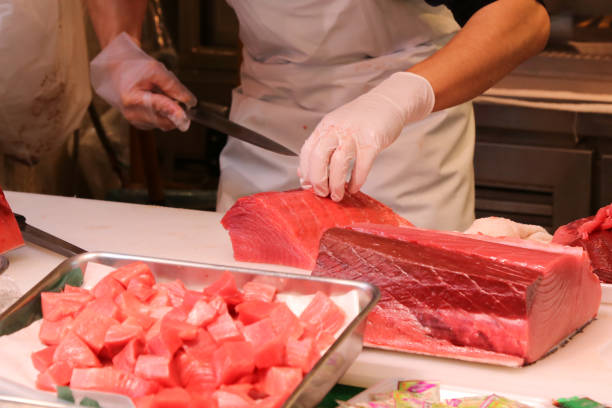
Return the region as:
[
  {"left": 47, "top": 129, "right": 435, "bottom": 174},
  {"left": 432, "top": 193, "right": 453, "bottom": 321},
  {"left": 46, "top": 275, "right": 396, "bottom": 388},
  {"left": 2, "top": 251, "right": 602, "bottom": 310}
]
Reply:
[
  {"left": 348, "top": 147, "right": 378, "bottom": 194},
  {"left": 123, "top": 91, "right": 189, "bottom": 131},
  {"left": 149, "top": 93, "right": 191, "bottom": 131},
  {"left": 305, "top": 132, "right": 340, "bottom": 197},
  {"left": 298, "top": 131, "right": 320, "bottom": 189},
  {"left": 328, "top": 139, "right": 356, "bottom": 202},
  {"left": 148, "top": 63, "right": 197, "bottom": 108}
]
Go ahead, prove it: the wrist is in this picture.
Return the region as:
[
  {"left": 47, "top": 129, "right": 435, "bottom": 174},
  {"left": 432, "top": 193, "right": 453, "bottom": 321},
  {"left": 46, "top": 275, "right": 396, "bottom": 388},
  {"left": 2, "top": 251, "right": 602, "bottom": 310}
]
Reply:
[{"left": 369, "top": 71, "right": 435, "bottom": 125}]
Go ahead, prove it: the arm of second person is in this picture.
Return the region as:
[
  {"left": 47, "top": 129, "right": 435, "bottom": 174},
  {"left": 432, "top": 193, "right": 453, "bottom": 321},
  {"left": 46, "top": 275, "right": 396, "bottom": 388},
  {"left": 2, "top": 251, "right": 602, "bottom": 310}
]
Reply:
[
  {"left": 299, "top": 0, "right": 549, "bottom": 200},
  {"left": 86, "top": 0, "right": 196, "bottom": 131},
  {"left": 86, "top": 0, "right": 148, "bottom": 47},
  {"left": 411, "top": 0, "right": 550, "bottom": 111}
]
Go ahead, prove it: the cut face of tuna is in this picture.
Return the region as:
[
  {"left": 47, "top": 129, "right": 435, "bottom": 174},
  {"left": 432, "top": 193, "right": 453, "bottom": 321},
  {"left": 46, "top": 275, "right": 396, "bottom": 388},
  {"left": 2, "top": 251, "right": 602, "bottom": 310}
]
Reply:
[
  {"left": 312, "top": 224, "right": 601, "bottom": 366},
  {"left": 0, "top": 188, "right": 23, "bottom": 255},
  {"left": 221, "top": 190, "right": 411, "bottom": 269},
  {"left": 553, "top": 203, "right": 612, "bottom": 283}
]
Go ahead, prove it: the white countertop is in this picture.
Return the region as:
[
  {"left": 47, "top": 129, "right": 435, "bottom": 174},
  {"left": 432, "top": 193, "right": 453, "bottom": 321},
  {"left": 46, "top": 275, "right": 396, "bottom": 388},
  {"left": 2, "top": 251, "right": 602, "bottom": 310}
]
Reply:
[{"left": 3, "top": 191, "right": 612, "bottom": 404}]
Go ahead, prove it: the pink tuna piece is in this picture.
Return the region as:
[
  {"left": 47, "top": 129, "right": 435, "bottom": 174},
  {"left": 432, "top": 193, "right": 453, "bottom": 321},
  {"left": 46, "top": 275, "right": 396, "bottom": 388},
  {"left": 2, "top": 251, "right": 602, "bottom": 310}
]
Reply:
[
  {"left": 70, "top": 367, "right": 159, "bottom": 398},
  {"left": 53, "top": 332, "right": 101, "bottom": 368},
  {"left": 112, "top": 338, "right": 144, "bottom": 373},
  {"left": 299, "top": 291, "right": 346, "bottom": 338},
  {"left": 262, "top": 366, "right": 303, "bottom": 403},
  {"left": 175, "top": 350, "right": 216, "bottom": 391},
  {"left": 285, "top": 337, "right": 319, "bottom": 374},
  {"left": 212, "top": 341, "right": 255, "bottom": 386},
  {"left": 39, "top": 316, "right": 73, "bottom": 346},
  {"left": 242, "top": 318, "right": 285, "bottom": 369},
  {"left": 207, "top": 313, "right": 244, "bottom": 344},
  {"left": 313, "top": 224, "right": 601, "bottom": 366},
  {"left": 31, "top": 346, "right": 57, "bottom": 373},
  {"left": 242, "top": 281, "right": 277, "bottom": 303}
]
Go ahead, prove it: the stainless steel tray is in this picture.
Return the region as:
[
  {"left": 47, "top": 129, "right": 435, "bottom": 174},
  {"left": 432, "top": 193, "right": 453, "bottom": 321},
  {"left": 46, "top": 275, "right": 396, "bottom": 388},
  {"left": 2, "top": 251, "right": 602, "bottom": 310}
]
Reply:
[{"left": 0, "top": 252, "right": 380, "bottom": 408}]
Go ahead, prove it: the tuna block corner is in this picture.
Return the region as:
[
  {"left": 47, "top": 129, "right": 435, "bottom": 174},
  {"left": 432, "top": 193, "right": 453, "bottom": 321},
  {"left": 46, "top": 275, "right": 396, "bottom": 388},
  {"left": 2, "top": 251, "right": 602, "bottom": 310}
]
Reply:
[
  {"left": 313, "top": 224, "right": 601, "bottom": 366},
  {"left": 0, "top": 188, "right": 23, "bottom": 254}
]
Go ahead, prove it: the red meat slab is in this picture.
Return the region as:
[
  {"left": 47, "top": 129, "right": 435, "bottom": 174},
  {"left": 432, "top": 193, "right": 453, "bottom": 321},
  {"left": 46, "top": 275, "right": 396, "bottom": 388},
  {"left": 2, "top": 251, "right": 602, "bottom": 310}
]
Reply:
[
  {"left": 0, "top": 188, "right": 23, "bottom": 254},
  {"left": 221, "top": 189, "right": 411, "bottom": 269}
]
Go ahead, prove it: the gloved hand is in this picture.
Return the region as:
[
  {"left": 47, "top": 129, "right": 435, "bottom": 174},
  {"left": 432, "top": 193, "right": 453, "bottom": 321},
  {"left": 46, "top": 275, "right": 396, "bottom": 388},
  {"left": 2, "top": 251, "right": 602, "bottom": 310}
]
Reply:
[
  {"left": 298, "top": 71, "right": 435, "bottom": 201},
  {"left": 464, "top": 217, "right": 553, "bottom": 243},
  {"left": 90, "top": 32, "right": 197, "bottom": 132}
]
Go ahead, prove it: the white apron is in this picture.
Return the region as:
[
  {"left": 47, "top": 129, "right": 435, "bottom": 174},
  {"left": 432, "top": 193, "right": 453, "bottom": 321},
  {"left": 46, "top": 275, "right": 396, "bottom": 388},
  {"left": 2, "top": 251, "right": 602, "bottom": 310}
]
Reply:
[
  {"left": 0, "top": 0, "right": 90, "bottom": 164},
  {"left": 218, "top": 0, "right": 475, "bottom": 231}
]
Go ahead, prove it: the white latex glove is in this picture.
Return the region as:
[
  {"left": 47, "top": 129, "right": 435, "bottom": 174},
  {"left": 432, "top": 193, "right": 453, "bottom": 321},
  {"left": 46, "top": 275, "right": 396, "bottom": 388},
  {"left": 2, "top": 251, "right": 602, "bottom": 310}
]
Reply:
[
  {"left": 90, "top": 32, "right": 197, "bottom": 132},
  {"left": 463, "top": 217, "right": 553, "bottom": 243},
  {"left": 298, "top": 71, "right": 435, "bottom": 201}
]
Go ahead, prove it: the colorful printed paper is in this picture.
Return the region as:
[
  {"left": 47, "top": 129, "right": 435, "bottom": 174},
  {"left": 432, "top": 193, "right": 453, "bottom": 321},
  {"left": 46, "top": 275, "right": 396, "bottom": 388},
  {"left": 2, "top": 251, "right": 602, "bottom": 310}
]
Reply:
[{"left": 335, "top": 380, "right": 534, "bottom": 408}]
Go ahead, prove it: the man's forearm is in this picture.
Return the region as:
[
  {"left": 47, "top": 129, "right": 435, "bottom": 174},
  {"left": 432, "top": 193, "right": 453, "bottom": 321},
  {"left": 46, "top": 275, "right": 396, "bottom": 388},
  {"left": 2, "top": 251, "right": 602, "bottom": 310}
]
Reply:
[
  {"left": 410, "top": 0, "right": 550, "bottom": 112},
  {"left": 86, "top": 0, "right": 148, "bottom": 48}
]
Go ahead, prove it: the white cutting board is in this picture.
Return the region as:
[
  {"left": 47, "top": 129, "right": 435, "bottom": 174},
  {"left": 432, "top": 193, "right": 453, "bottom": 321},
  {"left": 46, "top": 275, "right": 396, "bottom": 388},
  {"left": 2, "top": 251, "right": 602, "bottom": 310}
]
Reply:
[
  {"left": 4, "top": 191, "right": 612, "bottom": 406},
  {"left": 603, "top": 283, "right": 612, "bottom": 304},
  {"left": 2, "top": 191, "right": 307, "bottom": 276}
]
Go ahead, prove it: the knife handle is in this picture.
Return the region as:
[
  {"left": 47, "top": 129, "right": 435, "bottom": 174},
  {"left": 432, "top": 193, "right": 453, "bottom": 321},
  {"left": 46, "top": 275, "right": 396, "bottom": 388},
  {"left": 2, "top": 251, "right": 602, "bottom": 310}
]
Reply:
[
  {"left": 12, "top": 213, "right": 86, "bottom": 257},
  {"left": 180, "top": 100, "right": 229, "bottom": 118}
]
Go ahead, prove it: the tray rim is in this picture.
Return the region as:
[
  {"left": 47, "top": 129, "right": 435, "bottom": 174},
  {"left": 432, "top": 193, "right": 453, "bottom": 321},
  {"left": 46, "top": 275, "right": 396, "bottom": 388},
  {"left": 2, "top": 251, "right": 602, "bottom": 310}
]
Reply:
[{"left": 0, "top": 251, "right": 379, "bottom": 323}]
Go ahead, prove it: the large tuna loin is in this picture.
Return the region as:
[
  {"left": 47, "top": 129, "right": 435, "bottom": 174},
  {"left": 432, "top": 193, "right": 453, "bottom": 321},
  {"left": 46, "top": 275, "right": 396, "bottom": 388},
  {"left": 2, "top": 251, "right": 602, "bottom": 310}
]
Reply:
[
  {"left": 221, "top": 190, "right": 411, "bottom": 269},
  {"left": 553, "top": 203, "right": 612, "bottom": 283},
  {"left": 0, "top": 188, "right": 23, "bottom": 255},
  {"left": 313, "top": 224, "right": 601, "bottom": 366}
]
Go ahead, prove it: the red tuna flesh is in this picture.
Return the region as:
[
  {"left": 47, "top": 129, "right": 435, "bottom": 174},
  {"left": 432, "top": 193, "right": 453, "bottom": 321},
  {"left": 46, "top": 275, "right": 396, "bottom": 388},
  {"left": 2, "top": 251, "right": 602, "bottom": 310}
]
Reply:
[
  {"left": 553, "top": 203, "right": 612, "bottom": 283},
  {"left": 0, "top": 188, "right": 23, "bottom": 254},
  {"left": 312, "top": 224, "right": 601, "bottom": 366},
  {"left": 577, "top": 203, "right": 612, "bottom": 239},
  {"left": 221, "top": 189, "right": 411, "bottom": 269}
]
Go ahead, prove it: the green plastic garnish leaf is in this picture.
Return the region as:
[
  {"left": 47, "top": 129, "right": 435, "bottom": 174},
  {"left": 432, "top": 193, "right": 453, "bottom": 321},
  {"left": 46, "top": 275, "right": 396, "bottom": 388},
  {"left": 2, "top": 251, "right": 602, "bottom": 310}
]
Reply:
[
  {"left": 56, "top": 386, "right": 75, "bottom": 403},
  {"left": 80, "top": 397, "right": 101, "bottom": 407},
  {"left": 555, "top": 397, "right": 607, "bottom": 408}
]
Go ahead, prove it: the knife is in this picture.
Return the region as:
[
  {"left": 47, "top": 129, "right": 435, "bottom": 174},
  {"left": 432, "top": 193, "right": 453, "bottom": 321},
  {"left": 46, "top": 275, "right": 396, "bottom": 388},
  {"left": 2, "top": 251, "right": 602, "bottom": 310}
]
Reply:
[
  {"left": 185, "top": 103, "right": 297, "bottom": 156},
  {"left": 14, "top": 214, "right": 85, "bottom": 257}
]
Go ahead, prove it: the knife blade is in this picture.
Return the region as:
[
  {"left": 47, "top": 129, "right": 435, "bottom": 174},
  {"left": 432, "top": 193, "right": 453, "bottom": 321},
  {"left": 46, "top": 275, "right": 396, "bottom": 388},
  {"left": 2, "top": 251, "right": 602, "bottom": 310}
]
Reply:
[
  {"left": 185, "top": 105, "right": 297, "bottom": 156},
  {"left": 14, "top": 214, "right": 85, "bottom": 257}
]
